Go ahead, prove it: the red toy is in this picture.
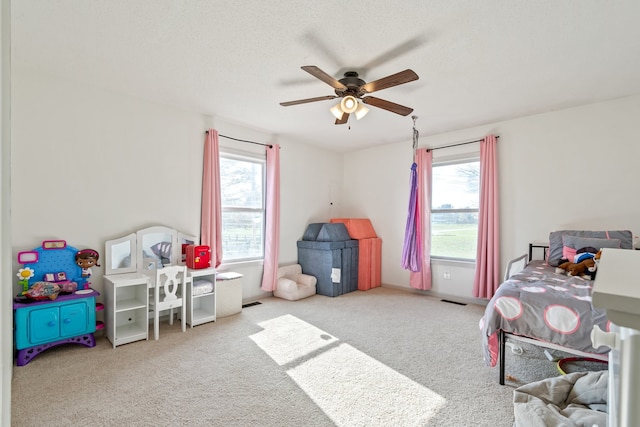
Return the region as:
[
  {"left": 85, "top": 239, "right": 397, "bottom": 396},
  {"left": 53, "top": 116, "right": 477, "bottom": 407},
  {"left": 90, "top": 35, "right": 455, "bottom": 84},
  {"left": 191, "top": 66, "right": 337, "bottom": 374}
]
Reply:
[{"left": 186, "top": 245, "right": 211, "bottom": 269}]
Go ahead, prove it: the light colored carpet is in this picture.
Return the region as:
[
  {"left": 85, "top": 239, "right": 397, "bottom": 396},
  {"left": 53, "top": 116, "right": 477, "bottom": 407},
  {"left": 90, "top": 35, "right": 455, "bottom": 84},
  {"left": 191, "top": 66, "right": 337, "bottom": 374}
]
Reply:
[{"left": 11, "top": 287, "right": 593, "bottom": 426}]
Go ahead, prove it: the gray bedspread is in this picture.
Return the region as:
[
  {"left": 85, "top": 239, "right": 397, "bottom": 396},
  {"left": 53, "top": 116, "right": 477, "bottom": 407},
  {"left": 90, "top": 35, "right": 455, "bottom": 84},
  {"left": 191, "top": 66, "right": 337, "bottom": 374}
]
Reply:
[
  {"left": 513, "top": 370, "right": 608, "bottom": 427},
  {"left": 480, "top": 260, "right": 610, "bottom": 367}
]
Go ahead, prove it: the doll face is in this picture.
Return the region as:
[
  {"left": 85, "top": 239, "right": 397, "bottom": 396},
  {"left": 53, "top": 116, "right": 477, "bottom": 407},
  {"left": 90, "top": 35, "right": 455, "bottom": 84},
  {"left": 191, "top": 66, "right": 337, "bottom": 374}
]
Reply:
[{"left": 77, "top": 257, "right": 97, "bottom": 268}]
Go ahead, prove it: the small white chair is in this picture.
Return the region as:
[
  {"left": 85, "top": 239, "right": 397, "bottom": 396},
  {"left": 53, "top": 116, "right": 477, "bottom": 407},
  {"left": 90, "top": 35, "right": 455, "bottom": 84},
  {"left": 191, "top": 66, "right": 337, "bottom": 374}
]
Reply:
[
  {"left": 274, "top": 264, "right": 317, "bottom": 301},
  {"left": 149, "top": 265, "right": 188, "bottom": 340}
]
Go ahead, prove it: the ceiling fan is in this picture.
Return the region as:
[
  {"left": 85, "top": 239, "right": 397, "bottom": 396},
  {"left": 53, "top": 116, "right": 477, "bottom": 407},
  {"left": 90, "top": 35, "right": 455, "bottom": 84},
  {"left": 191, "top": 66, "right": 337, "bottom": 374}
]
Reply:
[{"left": 280, "top": 66, "right": 419, "bottom": 124}]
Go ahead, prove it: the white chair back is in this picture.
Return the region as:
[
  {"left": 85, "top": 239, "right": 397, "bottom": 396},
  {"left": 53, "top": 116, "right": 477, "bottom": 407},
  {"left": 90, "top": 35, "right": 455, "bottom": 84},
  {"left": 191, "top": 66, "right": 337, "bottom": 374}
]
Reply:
[{"left": 150, "top": 265, "right": 188, "bottom": 340}]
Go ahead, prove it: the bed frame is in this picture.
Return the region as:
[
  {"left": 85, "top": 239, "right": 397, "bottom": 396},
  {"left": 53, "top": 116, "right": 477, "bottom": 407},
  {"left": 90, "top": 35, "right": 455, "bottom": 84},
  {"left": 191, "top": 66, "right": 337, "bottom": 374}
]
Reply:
[
  {"left": 483, "top": 230, "right": 634, "bottom": 385},
  {"left": 498, "top": 330, "right": 609, "bottom": 385}
]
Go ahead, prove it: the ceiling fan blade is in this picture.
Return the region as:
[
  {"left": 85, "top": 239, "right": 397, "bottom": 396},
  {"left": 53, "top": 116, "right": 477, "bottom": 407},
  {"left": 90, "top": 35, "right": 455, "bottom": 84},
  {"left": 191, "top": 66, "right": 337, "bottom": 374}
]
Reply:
[
  {"left": 361, "top": 69, "right": 419, "bottom": 93},
  {"left": 301, "top": 32, "right": 343, "bottom": 69},
  {"left": 361, "top": 36, "right": 426, "bottom": 70},
  {"left": 335, "top": 112, "right": 349, "bottom": 125},
  {"left": 280, "top": 95, "right": 338, "bottom": 106},
  {"left": 301, "top": 66, "right": 347, "bottom": 90},
  {"left": 362, "top": 96, "right": 414, "bottom": 116}
]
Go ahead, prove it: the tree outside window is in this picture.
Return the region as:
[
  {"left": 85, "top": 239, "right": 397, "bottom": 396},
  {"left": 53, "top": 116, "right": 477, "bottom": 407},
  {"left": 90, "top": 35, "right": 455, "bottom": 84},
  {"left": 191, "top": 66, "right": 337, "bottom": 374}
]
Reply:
[
  {"left": 430, "top": 159, "right": 480, "bottom": 260},
  {"left": 220, "top": 154, "right": 265, "bottom": 261}
]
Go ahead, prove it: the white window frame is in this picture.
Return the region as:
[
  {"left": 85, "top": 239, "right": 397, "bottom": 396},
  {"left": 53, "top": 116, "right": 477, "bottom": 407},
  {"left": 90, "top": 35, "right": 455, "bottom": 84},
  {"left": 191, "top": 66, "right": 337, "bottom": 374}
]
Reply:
[
  {"left": 219, "top": 150, "right": 266, "bottom": 263},
  {"left": 430, "top": 156, "right": 480, "bottom": 262}
]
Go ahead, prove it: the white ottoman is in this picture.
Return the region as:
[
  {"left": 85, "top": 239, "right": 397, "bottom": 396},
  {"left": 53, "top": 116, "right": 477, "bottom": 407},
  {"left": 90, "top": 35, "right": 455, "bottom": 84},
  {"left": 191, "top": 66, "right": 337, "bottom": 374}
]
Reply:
[{"left": 216, "top": 272, "right": 243, "bottom": 318}]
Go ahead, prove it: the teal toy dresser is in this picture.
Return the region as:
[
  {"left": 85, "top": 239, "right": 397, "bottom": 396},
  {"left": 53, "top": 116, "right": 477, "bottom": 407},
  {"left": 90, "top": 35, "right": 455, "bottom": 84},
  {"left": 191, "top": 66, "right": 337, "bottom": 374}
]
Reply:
[
  {"left": 13, "top": 240, "right": 100, "bottom": 366},
  {"left": 14, "top": 291, "right": 98, "bottom": 365}
]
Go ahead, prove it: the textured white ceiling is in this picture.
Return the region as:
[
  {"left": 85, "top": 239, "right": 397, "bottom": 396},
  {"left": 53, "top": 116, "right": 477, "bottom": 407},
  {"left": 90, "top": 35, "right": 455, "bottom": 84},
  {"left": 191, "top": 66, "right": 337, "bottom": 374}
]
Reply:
[{"left": 11, "top": 1, "right": 640, "bottom": 152}]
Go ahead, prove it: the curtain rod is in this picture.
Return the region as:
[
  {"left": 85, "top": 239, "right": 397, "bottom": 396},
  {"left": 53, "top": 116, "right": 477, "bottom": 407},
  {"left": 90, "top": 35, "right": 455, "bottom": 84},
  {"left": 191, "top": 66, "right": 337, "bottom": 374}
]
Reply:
[
  {"left": 426, "top": 135, "right": 499, "bottom": 152},
  {"left": 205, "top": 130, "right": 272, "bottom": 148}
]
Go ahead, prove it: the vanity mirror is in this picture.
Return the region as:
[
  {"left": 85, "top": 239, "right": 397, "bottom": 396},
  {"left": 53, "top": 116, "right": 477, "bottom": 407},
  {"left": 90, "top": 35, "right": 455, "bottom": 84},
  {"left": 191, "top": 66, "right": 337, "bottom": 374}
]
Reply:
[
  {"left": 105, "top": 233, "right": 136, "bottom": 275},
  {"left": 105, "top": 226, "right": 196, "bottom": 274},
  {"left": 137, "top": 226, "right": 177, "bottom": 272}
]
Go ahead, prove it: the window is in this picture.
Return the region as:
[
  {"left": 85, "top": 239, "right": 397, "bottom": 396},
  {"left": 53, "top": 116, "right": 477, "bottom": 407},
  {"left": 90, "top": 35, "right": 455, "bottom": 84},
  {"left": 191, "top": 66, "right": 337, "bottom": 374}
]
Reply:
[
  {"left": 430, "top": 159, "right": 480, "bottom": 260},
  {"left": 220, "top": 153, "right": 265, "bottom": 262}
]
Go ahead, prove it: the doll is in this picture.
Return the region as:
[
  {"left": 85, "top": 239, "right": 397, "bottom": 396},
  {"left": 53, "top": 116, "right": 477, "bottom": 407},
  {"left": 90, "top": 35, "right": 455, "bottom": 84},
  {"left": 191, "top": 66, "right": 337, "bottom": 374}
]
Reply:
[{"left": 76, "top": 249, "right": 101, "bottom": 278}]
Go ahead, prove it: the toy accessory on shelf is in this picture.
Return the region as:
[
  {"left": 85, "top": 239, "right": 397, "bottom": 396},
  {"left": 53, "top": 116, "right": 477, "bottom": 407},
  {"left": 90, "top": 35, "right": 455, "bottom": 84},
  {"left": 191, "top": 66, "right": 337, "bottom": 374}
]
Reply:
[
  {"left": 186, "top": 244, "right": 211, "bottom": 269},
  {"left": 75, "top": 248, "right": 100, "bottom": 279},
  {"left": 22, "top": 281, "right": 62, "bottom": 301},
  {"left": 16, "top": 267, "right": 35, "bottom": 292}
]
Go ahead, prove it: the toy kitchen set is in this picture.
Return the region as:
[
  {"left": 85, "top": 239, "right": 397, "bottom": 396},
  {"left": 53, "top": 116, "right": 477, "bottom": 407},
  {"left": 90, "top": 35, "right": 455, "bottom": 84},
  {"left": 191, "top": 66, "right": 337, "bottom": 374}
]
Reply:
[{"left": 13, "top": 240, "right": 102, "bottom": 366}]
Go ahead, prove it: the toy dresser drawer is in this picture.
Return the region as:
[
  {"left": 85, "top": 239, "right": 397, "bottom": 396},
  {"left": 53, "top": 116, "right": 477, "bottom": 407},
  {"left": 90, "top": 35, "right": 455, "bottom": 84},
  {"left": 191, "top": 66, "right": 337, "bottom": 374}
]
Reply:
[
  {"left": 15, "top": 300, "right": 94, "bottom": 349},
  {"left": 26, "top": 307, "right": 60, "bottom": 346}
]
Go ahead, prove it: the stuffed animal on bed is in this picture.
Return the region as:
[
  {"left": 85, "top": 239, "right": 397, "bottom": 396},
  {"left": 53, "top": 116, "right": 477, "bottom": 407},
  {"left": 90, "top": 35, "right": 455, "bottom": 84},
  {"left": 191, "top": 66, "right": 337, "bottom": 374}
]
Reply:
[
  {"left": 595, "top": 249, "right": 603, "bottom": 261},
  {"left": 555, "top": 258, "right": 597, "bottom": 279}
]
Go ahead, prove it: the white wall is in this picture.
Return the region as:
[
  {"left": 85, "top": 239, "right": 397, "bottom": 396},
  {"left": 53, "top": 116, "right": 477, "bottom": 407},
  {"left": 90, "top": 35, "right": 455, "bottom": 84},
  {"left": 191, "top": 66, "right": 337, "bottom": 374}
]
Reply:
[
  {"left": 11, "top": 63, "right": 343, "bottom": 303},
  {"left": 1, "top": 0, "right": 12, "bottom": 424},
  {"left": 343, "top": 95, "right": 640, "bottom": 302},
  {"left": 11, "top": 59, "right": 640, "bottom": 307}
]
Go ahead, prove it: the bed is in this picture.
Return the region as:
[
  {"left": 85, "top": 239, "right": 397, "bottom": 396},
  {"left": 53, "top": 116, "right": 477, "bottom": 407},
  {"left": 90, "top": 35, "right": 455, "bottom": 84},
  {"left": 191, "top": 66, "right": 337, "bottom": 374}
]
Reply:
[{"left": 480, "top": 229, "right": 634, "bottom": 385}]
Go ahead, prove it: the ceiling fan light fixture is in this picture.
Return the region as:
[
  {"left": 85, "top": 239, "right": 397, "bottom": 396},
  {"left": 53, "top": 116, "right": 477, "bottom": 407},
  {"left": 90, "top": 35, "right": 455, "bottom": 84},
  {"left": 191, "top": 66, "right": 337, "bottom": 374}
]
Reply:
[
  {"left": 340, "top": 95, "right": 358, "bottom": 114},
  {"left": 330, "top": 103, "right": 344, "bottom": 119},
  {"left": 354, "top": 102, "right": 369, "bottom": 120},
  {"left": 283, "top": 66, "right": 419, "bottom": 123}
]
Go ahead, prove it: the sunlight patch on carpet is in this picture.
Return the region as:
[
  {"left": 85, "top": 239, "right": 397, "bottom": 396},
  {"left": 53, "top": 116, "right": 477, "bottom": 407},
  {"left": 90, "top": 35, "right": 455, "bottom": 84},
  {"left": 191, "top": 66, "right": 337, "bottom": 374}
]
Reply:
[
  {"left": 250, "top": 314, "right": 446, "bottom": 426},
  {"left": 249, "top": 314, "right": 339, "bottom": 365}
]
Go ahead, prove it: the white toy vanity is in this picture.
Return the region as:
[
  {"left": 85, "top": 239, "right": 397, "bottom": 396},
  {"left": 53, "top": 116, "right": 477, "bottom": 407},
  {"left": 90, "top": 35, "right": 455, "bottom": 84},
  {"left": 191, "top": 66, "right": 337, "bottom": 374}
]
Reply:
[{"left": 102, "top": 225, "right": 216, "bottom": 348}]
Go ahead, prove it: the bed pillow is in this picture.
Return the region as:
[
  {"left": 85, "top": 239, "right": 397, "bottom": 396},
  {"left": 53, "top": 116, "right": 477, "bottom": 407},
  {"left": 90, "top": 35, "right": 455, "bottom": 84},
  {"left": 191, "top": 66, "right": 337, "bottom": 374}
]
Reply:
[
  {"left": 548, "top": 230, "right": 633, "bottom": 266},
  {"left": 563, "top": 235, "right": 621, "bottom": 251},
  {"left": 561, "top": 236, "right": 621, "bottom": 261}
]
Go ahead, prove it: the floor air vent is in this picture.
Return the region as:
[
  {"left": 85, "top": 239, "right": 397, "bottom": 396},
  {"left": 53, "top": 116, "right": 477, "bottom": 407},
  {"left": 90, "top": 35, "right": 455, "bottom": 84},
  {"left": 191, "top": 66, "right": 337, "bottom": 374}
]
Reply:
[
  {"left": 242, "top": 301, "right": 262, "bottom": 308},
  {"left": 441, "top": 299, "right": 467, "bottom": 306}
]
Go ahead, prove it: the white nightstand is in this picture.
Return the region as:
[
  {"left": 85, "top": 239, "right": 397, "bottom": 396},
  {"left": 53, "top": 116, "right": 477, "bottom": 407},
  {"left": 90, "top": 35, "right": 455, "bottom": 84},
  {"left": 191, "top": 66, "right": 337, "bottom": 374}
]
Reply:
[{"left": 592, "top": 248, "right": 640, "bottom": 426}]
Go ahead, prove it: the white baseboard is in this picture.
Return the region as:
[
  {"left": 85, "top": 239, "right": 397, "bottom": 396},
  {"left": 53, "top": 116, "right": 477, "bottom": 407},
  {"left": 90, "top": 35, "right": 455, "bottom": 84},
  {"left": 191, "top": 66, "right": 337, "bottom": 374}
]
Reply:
[{"left": 380, "top": 283, "right": 488, "bottom": 307}]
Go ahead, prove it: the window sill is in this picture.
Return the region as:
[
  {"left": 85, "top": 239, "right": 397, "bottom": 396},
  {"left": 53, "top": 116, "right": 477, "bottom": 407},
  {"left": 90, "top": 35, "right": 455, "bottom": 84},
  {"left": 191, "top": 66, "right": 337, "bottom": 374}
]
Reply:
[
  {"left": 431, "top": 257, "right": 476, "bottom": 267},
  {"left": 218, "top": 259, "right": 264, "bottom": 269}
]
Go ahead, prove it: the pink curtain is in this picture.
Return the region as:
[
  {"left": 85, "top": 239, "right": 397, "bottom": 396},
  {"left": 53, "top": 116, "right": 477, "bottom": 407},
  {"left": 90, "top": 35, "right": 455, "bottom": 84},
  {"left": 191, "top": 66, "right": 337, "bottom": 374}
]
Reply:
[
  {"left": 261, "top": 144, "right": 281, "bottom": 291},
  {"left": 410, "top": 148, "right": 433, "bottom": 290},
  {"left": 201, "top": 129, "right": 223, "bottom": 268},
  {"left": 473, "top": 135, "right": 500, "bottom": 299}
]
